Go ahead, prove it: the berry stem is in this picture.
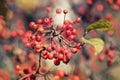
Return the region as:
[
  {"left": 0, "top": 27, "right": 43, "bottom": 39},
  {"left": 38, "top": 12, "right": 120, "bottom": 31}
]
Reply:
[
  {"left": 36, "top": 47, "right": 45, "bottom": 74},
  {"left": 63, "top": 14, "right": 66, "bottom": 25}
]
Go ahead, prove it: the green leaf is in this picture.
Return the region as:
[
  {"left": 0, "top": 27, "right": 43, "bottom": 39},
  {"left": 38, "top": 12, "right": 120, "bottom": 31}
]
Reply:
[
  {"left": 81, "top": 37, "right": 104, "bottom": 55},
  {"left": 85, "top": 20, "right": 115, "bottom": 32}
]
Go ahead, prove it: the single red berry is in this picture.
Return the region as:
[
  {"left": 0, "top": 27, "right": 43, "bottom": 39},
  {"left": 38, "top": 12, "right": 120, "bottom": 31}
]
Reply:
[
  {"left": 66, "top": 30, "right": 71, "bottom": 36},
  {"left": 35, "top": 44, "right": 41, "bottom": 49},
  {"left": 46, "top": 7, "right": 52, "bottom": 13},
  {"left": 42, "top": 51, "right": 48, "bottom": 55},
  {"left": 47, "top": 54, "right": 53, "bottom": 60},
  {"left": 107, "top": 60, "right": 113, "bottom": 67},
  {"left": 36, "top": 35, "right": 42, "bottom": 42},
  {"left": 56, "top": 69, "right": 65, "bottom": 78},
  {"left": 42, "top": 55, "right": 48, "bottom": 59},
  {"left": 38, "top": 27, "right": 44, "bottom": 34},
  {"left": 107, "top": 51, "right": 114, "bottom": 59},
  {"left": 32, "top": 24, "right": 37, "bottom": 29},
  {"left": 28, "top": 52, "right": 35, "bottom": 59},
  {"left": 37, "top": 19, "right": 42, "bottom": 24},
  {"left": 107, "top": 0, "right": 113, "bottom": 5},
  {"left": 54, "top": 76, "right": 60, "bottom": 80},
  {"left": 57, "top": 25, "right": 63, "bottom": 31},
  {"left": 54, "top": 59, "right": 60, "bottom": 65},
  {"left": 53, "top": 53, "right": 58, "bottom": 59},
  {"left": 68, "top": 35, "right": 75, "bottom": 41},
  {"left": 49, "top": 17, "right": 54, "bottom": 22},
  {"left": 71, "top": 48, "right": 78, "bottom": 53},
  {"left": 76, "top": 17, "right": 81, "bottom": 23},
  {"left": 56, "top": 8, "right": 62, "bottom": 14},
  {"left": 58, "top": 54, "right": 64, "bottom": 60},
  {"left": 10, "top": 31, "right": 17, "bottom": 38},
  {"left": 44, "top": 18, "right": 50, "bottom": 24},
  {"left": 15, "top": 65, "right": 21, "bottom": 71},
  {"left": 96, "top": 4, "right": 104, "bottom": 12},
  {"left": 25, "top": 42, "right": 31, "bottom": 48},
  {"left": 46, "top": 46, "right": 52, "bottom": 52},
  {"left": 65, "top": 24, "right": 73, "bottom": 30},
  {"left": 71, "top": 28, "right": 77, "bottom": 35},
  {"left": 109, "top": 45, "right": 115, "bottom": 50},
  {"left": 62, "top": 57, "right": 70, "bottom": 64},
  {"left": 78, "top": 7, "right": 86, "bottom": 15},
  {"left": 117, "top": 0, "right": 120, "bottom": 6},
  {"left": 29, "top": 21, "right": 35, "bottom": 28},
  {"left": 86, "top": 0, "right": 93, "bottom": 5},
  {"left": 66, "top": 52, "right": 72, "bottom": 59},
  {"left": 31, "top": 35, "right": 36, "bottom": 40},
  {"left": 76, "top": 43, "right": 82, "bottom": 49},
  {"left": 98, "top": 54, "right": 105, "bottom": 61},
  {"left": 113, "top": 5, "right": 119, "bottom": 11}
]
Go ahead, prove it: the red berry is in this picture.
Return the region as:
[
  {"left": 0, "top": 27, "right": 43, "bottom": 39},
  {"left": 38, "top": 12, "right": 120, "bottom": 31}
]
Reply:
[
  {"left": 107, "top": 0, "right": 113, "bottom": 5},
  {"left": 35, "top": 44, "right": 41, "bottom": 49},
  {"left": 38, "top": 27, "right": 44, "bottom": 34},
  {"left": 107, "top": 60, "right": 113, "bottom": 67},
  {"left": 57, "top": 25, "right": 63, "bottom": 31},
  {"left": 29, "top": 21, "right": 35, "bottom": 28},
  {"left": 67, "top": 35, "right": 75, "bottom": 41},
  {"left": 66, "top": 52, "right": 72, "bottom": 59},
  {"left": 71, "top": 28, "right": 77, "bottom": 35},
  {"left": 53, "top": 53, "right": 58, "bottom": 59},
  {"left": 49, "top": 17, "right": 54, "bottom": 22},
  {"left": 28, "top": 52, "right": 35, "bottom": 59},
  {"left": 109, "top": 45, "right": 115, "bottom": 50},
  {"left": 37, "top": 19, "right": 42, "bottom": 24},
  {"left": 25, "top": 42, "right": 31, "bottom": 48},
  {"left": 46, "top": 46, "right": 52, "bottom": 52},
  {"left": 54, "top": 76, "right": 60, "bottom": 80},
  {"left": 54, "top": 59, "right": 60, "bottom": 65},
  {"left": 78, "top": 7, "right": 86, "bottom": 15},
  {"left": 96, "top": 4, "right": 104, "bottom": 12},
  {"left": 10, "top": 31, "right": 17, "bottom": 38},
  {"left": 36, "top": 36, "right": 42, "bottom": 42},
  {"left": 32, "top": 24, "right": 37, "bottom": 29},
  {"left": 47, "top": 54, "right": 53, "bottom": 60},
  {"left": 98, "top": 54, "right": 105, "bottom": 61},
  {"left": 46, "top": 7, "right": 52, "bottom": 13},
  {"left": 42, "top": 51, "right": 48, "bottom": 55},
  {"left": 56, "top": 69, "right": 65, "bottom": 78},
  {"left": 62, "top": 57, "right": 70, "bottom": 64},
  {"left": 42, "top": 55, "right": 48, "bottom": 59},
  {"left": 113, "top": 5, "right": 119, "bottom": 11},
  {"left": 66, "top": 30, "right": 71, "bottom": 36},
  {"left": 58, "top": 54, "right": 64, "bottom": 60},
  {"left": 71, "top": 48, "right": 78, "bottom": 53},
  {"left": 76, "top": 17, "right": 81, "bottom": 23},
  {"left": 44, "top": 18, "right": 50, "bottom": 24},
  {"left": 117, "top": 0, "right": 120, "bottom": 6},
  {"left": 31, "top": 35, "right": 36, "bottom": 40},
  {"left": 86, "top": 0, "right": 93, "bottom": 5},
  {"left": 107, "top": 51, "right": 114, "bottom": 59},
  {"left": 56, "top": 8, "right": 62, "bottom": 14},
  {"left": 15, "top": 65, "right": 21, "bottom": 71}
]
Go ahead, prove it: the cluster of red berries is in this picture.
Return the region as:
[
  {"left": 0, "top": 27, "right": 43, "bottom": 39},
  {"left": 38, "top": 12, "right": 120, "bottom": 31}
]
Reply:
[
  {"left": 24, "top": 9, "right": 83, "bottom": 65},
  {"left": 98, "top": 45, "right": 115, "bottom": 67}
]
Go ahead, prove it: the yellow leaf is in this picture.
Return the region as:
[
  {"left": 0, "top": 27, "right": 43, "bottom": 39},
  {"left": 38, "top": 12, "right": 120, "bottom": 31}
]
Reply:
[{"left": 81, "top": 37, "right": 104, "bottom": 55}]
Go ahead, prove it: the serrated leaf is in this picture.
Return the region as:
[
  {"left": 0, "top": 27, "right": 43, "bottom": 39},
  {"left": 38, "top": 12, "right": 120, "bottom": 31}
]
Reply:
[
  {"left": 81, "top": 37, "right": 104, "bottom": 55},
  {"left": 85, "top": 20, "right": 115, "bottom": 32}
]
